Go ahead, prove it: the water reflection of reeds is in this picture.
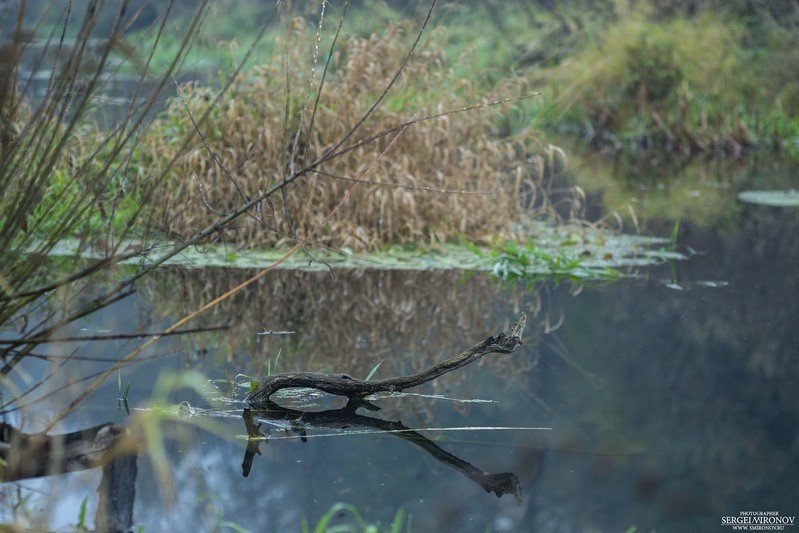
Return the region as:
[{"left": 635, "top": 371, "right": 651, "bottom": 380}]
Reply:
[{"left": 141, "top": 268, "right": 543, "bottom": 399}]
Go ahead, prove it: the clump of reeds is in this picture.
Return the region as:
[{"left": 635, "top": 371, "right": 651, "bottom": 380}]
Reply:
[{"left": 138, "top": 21, "right": 564, "bottom": 250}]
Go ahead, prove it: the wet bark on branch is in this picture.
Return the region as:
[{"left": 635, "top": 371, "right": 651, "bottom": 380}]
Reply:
[
  {"left": 0, "top": 422, "right": 126, "bottom": 482},
  {"left": 247, "top": 313, "right": 527, "bottom": 407}
]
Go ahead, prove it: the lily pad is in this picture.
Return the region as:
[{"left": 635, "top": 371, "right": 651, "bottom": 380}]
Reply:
[{"left": 737, "top": 190, "right": 799, "bottom": 207}]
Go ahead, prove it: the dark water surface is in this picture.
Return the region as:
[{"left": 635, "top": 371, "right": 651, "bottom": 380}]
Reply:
[{"left": 2, "top": 154, "right": 798, "bottom": 532}]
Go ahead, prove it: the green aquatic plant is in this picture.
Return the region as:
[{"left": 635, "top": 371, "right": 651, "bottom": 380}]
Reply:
[
  {"left": 75, "top": 496, "right": 89, "bottom": 532},
  {"left": 302, "top": 502, "right": 408, "bottom": 533},
  {"left": 365, "top": 360, "right": 384, "bottom": 381},
  {"left": 118, "top": 369, "right": 132, "bottom": 416},
  {"left": 486, "top": 239, "right": 623, "bottom": 284}
]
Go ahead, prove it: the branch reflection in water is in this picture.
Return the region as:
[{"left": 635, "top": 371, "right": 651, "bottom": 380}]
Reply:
[{"left": 241, "top": 401, "right": 546, "bottom": 503}]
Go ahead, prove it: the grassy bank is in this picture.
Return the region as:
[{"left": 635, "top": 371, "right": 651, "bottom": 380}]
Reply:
[
  {"left": 130, "top": 1, "right": 799, "bottom": 157},
  {"left": 450, "top": 1, "right": 799, "bottom": 155},
  {"left": 533, "top": 7, "right": 799, "bottom": 155}
]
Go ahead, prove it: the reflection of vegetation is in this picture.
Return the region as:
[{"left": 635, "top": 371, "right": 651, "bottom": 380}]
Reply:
[
  {"left": 560, "top": 141, "right": 798, "bottom": 229},
  {"left": 140, "top": 269, "right": 540, "bottom": 389}
]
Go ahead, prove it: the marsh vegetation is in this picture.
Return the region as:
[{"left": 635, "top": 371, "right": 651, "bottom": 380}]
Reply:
[{"left": 1, "top": 1, "right": 798, "bottom": 531}]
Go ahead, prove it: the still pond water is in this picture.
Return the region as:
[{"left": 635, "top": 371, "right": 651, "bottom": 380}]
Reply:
[{"left": 3, "top": 153, "right": 798, "bottom": 532}]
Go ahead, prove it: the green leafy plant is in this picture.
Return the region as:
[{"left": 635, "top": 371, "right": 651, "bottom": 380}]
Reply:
[
  {"left": 75, "top": 496, "right": 89, "bottom": 531},
  {"left": 486, "top": 239, "right": 622, "bottom": 284}
]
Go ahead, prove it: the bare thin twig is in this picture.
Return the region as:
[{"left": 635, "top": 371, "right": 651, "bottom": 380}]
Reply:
[{"left": 0, "top": 325, "right": 228, "bottom": 345}]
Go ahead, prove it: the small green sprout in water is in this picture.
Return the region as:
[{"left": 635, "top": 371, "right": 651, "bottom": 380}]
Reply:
[
  {"left": 118, "top": 370, "right": 131, "bottom": 416},
  {"left": 669, "top": 220, "right": 681, "bottom": 287},
  {"left": 211, "top": 373, "right": 260, "bottom": 395},
  {"left": 302, "top": 502, "right": 407, "bottom": 533},
  {"left": 670, "top": 220, "right": 681, "bottom": 251},
  {"left": 76, "top": 496, "right": 89, "bottom": 531},
  {"left": 365, "top": 360, "right": 384, "bottom": 381},
  {"left": 266, "top": 348, "right": 283, "bottom": 376}
]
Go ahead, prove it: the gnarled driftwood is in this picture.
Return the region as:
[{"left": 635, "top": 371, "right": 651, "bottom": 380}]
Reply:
[{"left": 247, "top": 313, "right": 526, "bottom": 406}]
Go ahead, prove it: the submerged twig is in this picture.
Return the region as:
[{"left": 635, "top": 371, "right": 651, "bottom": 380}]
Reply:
[{"left": 247, "top": 313, "right": 526, "bottom": 405}]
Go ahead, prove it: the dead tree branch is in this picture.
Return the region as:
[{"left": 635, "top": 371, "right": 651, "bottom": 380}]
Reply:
[{"left": 247, "top": 313, "right": 526, "bottom": 406}]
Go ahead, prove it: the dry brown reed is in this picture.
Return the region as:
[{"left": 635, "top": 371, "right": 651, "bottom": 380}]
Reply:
[{"left": 139, "top": 21, "right": 564, "bottom": 251}]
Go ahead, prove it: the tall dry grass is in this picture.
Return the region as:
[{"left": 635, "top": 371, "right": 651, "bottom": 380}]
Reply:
[{"left": 138, "top": 21, "right": 565, "bottom": 250}]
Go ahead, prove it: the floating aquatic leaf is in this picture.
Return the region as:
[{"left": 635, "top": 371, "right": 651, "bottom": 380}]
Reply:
[{"left": 737, "top": 190, "right": 799, "bottom": 206}]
